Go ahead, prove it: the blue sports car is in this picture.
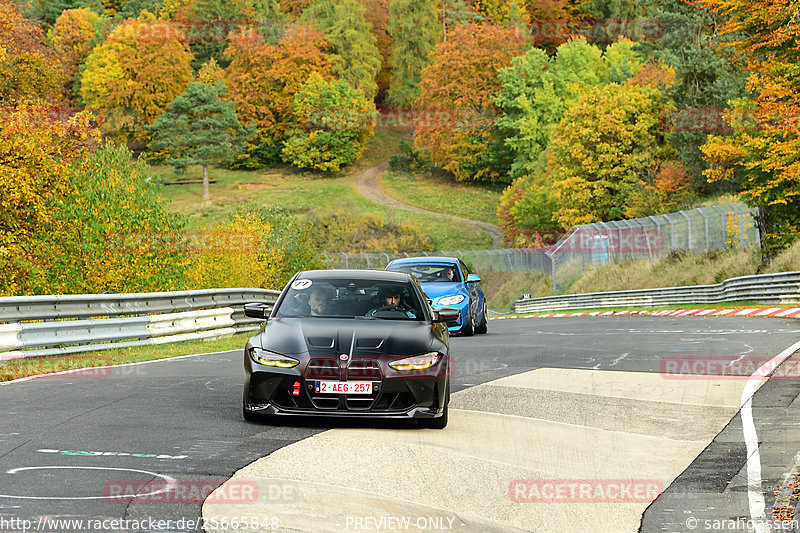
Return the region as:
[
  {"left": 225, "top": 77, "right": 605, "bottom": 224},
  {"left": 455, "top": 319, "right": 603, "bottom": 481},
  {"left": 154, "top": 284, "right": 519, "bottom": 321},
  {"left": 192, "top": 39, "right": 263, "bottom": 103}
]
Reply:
[{"left": 385, "top": 257, "right": 487, "bottom": 336}]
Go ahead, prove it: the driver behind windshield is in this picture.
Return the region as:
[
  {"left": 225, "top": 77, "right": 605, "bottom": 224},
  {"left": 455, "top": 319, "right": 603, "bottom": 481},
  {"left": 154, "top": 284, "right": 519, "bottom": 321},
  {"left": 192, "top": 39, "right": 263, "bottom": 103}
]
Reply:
[{"left": 366, "top": 287, "right": 418, "bottom": 318}]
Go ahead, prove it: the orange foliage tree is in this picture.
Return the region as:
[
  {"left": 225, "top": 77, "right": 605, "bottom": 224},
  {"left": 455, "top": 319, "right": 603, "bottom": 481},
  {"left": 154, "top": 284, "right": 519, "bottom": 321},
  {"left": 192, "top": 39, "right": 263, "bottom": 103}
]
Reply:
[
  {"left": 0, "top": 0, "right": 64, "bottom": 103},
  {"left": 80, "top": 14, "right": 194, "bottom": 145},
  {"left": 225, "top": 23, "right": 333, "bottom": 164},
  {"left": 414, "top": 22, "right": 528, "bottom": 182},
  {"left": 696, "top": 0, "right": 800, "bottom": 253}
]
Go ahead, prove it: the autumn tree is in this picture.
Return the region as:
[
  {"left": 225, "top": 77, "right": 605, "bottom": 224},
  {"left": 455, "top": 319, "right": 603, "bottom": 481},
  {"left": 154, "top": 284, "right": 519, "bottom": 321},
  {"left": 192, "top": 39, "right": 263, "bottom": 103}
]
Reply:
[
  {"left": 50, "top": 8, "right": 99, "bottom": 97},
  {"left": 696, "top": 0, "right": 800, "bottom": 254},
  {"left": 386, "top": 0, "right": 439, "bottom": 108},
  {"left": 494, "top": 40, "right": 605, "bottom": 180},
  {"left": 80, "top": 14, "right": 194, "bottom": 145},
  {"left": 638, "top": 0, "right": 746, "bottom": 193},
  {"left": 281, "top": 73, "right": 377, "bottom": 171},
  {"left": 224, "top": 23, "right": 333, "bottom": 164},
  {"left": 25, "top": 0, "right": 88, "bottom": 24},
  {"left": 414, "top": 22, "right": 528, "bottom": 182},
  {"left": 170, "top": 0, "right": 280, "bottom": 69},
  {"left": 302, "top": 0, "right": 382, "bottom": 99},
  {"left": 0, "top": 102, "right": 97, "bottom": 294},
  {"left": 149, "top": 82, "right": 254, "bottom": 199},
  {"left": 549, "top": 80, "right": 674, "bottom": 228},
  {"left": 188, "top": 208, "right": 323, "bottom": 291},
  {"left": 43, "top": 143, "right": 189, "bottom": 294},
  {"left": 361, "top": 0, "right": 392, "bottom": 98},
  {"left": 0, "top": 1, "right": 64, "bottom": 102}
]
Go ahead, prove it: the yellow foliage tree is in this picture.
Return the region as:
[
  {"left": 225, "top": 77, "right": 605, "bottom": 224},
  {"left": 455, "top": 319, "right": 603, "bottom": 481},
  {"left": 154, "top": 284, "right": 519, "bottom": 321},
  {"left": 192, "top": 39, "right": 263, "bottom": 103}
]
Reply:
[
  {"left": 80, "top": 16, "right": 194, "bottom": 145},
  {"left": 50, "top": 8, "right": 99, "bottom": 96},
  {"left": 0, "top": 102, "right": 98, "bottom": 295}
]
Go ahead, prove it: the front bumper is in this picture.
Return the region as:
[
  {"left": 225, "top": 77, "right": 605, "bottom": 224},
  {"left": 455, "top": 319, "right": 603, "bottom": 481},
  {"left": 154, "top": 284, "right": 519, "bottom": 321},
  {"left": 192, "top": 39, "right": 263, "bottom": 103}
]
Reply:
[{"left": 244, "top": 358, "right": 448, "bottom": 419}]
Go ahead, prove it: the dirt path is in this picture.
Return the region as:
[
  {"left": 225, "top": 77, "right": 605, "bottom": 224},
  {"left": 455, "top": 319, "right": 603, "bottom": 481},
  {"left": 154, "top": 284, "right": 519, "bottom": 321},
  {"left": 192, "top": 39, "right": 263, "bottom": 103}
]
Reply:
[{"left": 353, "top": 161, "right": 505, "bottom": 248}]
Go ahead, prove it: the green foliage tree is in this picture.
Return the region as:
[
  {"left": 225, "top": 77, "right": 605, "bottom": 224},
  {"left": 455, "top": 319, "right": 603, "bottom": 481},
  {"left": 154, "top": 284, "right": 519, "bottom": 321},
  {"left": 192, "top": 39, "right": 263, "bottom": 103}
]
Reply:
[
  {"left": 581, "top": 0, "right": 640, "bottom": 20},
  {"left": 386, "top": 0, "right": 439, "bottom": 108},
  {"left": 493, "top": 40, "right": 605, "bottom": 181},
  {"left": 148, "top": 81, "right": 255, "bottom": 199},
  {"left": 302, "top": 0, "right": 382, "bottom": 99},
  {"left": 25, "top": 0, "right": 89, "bottom": 25},
  {"left": 80, "top": 15, "right": 194, "bottom": 145},
  {"left": 361, "top": 0, "right": 392, "bottom": 98},
  {"left": 638, "top": 0, "right": 747, "bottom": 194},
  {"left": 281, "top": 73, "right": 377, "bottom": 171},
  {"left": 44, "top": 143, "right": 189, "bottom": 294},
  {"left": 603, "top": 38, "right": 642, "bottom": 83}
]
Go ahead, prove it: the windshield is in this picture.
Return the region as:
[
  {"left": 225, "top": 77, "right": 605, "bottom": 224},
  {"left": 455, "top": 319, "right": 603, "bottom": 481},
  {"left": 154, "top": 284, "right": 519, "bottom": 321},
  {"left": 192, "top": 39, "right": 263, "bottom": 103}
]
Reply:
[
  {"left": 388, "top": 263, "right": 462, "bottom": 283},
  {"left": 274, "top": 279, "right": 424, "bottom": 320}
]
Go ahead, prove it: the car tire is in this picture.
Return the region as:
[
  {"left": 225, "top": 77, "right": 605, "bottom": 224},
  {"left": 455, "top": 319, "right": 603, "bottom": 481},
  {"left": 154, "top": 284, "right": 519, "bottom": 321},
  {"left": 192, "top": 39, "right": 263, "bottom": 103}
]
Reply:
[
  {"left": 421, "top": 385, "right": 449, "bottom": 429},
  {"left": 475, "top": 303, "right": 488, "bottom": 334},
  {"left": 459, "top": 307, "right": 474, "bottom": 336}
]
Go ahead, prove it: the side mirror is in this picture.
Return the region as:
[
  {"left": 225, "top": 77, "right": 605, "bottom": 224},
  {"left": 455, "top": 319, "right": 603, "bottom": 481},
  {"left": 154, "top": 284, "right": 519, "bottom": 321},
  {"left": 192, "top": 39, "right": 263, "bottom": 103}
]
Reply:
[
  {"left": 466, "top": 274, "right": 481, "bottom": 283},
  {"left": 244, "top": 302, "right": 271, "bottom": 319},
  {"left": 433, "top": 307, "right": 461, "bottom": 325}
]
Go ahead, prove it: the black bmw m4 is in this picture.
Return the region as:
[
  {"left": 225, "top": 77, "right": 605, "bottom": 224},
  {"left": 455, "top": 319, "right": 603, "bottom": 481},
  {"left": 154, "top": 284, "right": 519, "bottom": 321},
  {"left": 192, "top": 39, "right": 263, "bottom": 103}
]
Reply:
[{"left": 242, "top": 270, "right": 459, "bottom": 429}]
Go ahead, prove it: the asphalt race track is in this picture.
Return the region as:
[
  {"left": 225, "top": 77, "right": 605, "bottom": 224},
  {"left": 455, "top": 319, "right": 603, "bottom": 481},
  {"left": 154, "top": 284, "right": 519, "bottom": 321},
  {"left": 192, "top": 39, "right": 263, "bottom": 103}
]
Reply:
[{"left": 2, "top": 316, "right": 800, "bottom": 532}]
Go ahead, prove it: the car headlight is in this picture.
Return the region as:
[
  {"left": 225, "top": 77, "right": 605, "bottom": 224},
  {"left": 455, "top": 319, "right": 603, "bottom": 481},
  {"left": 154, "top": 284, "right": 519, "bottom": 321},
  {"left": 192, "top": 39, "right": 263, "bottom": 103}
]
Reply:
[
  {"left": 249, "top": 348, "right": 299, "bottom": 368},
  {"left": 438, "top": 295, "right": 465, "bottom": 306},
  {"left": 389, "top": 352, "right": 442, "bottom": 371}
]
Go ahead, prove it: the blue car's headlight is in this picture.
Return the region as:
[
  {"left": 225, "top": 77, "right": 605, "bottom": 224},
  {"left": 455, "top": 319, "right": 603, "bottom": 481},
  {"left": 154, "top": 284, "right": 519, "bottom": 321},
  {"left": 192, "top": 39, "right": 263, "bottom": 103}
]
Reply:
[
  {"left": 438, "top": 295, "right": 465, "bottom": 306},
  {"left": 250, "top": 348, "right": 299, "bottom": 368}
]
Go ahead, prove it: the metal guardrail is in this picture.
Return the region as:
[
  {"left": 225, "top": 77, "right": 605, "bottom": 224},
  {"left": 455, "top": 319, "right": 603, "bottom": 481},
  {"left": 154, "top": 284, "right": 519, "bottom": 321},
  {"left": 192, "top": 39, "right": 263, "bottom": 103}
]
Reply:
[
  {"left": 514, "top": 272, "right": 800, "bottom": 314},
  {"left": 0, "top": 289, "right": 280, "bottom": 359}
]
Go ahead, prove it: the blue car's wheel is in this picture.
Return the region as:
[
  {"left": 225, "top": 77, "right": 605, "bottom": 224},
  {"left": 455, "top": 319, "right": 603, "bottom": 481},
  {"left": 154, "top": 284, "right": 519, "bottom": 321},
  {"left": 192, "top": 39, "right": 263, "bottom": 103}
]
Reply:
[
  {"left": 475, "top": 302, "right": 488, "bottom": 334},
  {"left": 459, "top": 306, "right": 474, "bottom": 336}
]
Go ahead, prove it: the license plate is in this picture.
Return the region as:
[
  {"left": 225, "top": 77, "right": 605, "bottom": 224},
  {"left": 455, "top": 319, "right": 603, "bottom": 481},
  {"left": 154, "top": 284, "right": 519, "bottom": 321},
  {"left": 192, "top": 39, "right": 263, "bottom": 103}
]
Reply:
[{"left": 314, "top": 381, "right": 373, "bottom": 395}]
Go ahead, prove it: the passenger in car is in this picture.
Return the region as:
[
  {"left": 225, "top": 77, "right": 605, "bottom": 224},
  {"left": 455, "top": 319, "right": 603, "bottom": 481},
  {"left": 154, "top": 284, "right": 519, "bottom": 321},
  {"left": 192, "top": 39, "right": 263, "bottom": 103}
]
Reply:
[
  {"left": 366, "top": 288, "right": 417, "bottom": 318},
  {"left": 440, "top": 267, "right": 455, "bottom": 281}
]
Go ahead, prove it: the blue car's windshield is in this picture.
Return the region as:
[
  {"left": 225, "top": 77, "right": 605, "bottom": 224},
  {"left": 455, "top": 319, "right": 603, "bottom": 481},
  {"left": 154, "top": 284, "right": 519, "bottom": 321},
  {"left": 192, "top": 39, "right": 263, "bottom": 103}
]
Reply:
[
  {"left": 388, "top": 264, "right": 462, "bottom": 283},
  {"left": 275, "top": 279, "right": 424, "bottom": 320}
]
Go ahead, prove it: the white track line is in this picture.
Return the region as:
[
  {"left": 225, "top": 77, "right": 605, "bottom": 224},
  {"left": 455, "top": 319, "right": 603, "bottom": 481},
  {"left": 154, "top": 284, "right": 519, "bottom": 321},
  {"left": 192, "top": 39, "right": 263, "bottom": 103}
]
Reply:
[{"left": 741, "top": 339, "right": 800, "bottom": 533}]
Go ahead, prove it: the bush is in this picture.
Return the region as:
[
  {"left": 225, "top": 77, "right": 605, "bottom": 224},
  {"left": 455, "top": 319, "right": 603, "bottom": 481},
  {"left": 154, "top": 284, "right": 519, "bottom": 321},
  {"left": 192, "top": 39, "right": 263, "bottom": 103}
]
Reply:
[
  {"left": 310, "top": 211, "right": 435, "bottom": 253},
  {"left": 188, "top": 208, "right": 324, "bottom": 290}
]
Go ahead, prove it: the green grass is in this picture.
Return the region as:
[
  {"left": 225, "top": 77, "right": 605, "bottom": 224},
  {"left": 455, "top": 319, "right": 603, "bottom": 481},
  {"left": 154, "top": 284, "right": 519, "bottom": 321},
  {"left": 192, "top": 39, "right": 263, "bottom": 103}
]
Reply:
[
  {"left": 0, "top": 333, "right": 250, "bottom": 382},
  {"left": 478, "top": 271, "right": 552, "bottom": 313},
  {"left": 152, "top": 133, "right": 493, "bottom": 250},
  {"left": 381, "top": 170, "right": 503, "bottom": 225}
]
